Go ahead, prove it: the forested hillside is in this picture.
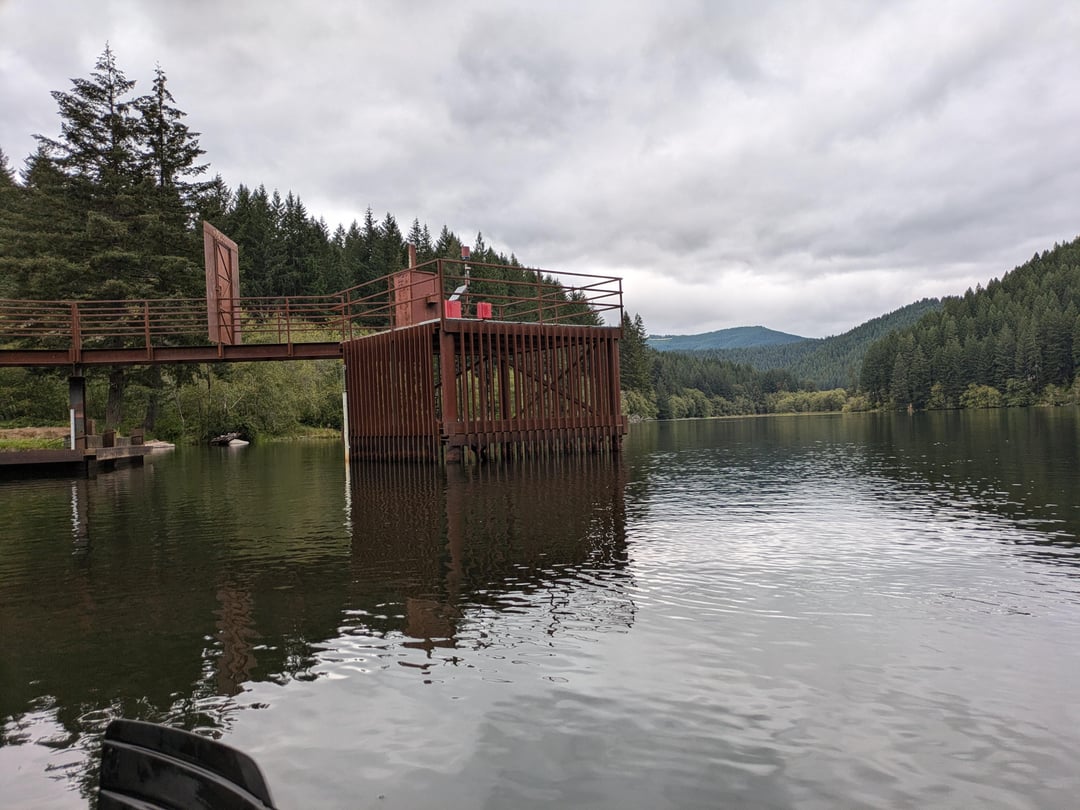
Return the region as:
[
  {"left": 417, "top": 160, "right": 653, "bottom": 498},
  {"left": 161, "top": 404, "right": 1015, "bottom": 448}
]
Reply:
[
  {"left": 619, "top": 313, "right": 857, "bottom": 419},
  {"left": 860, "top": 237, "right": 1080, "bottom": 409},
  {"left": 708, "top": 298, "right": 942, "bottom": 389},
  {"left": 647, "top": 325, "right": 805, "bottom": 352}
]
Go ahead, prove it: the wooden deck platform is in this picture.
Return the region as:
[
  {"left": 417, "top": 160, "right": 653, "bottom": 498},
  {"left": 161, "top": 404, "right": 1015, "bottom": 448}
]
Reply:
[{"left": 0, "top": 444, "right": 151, "bottom": 477}]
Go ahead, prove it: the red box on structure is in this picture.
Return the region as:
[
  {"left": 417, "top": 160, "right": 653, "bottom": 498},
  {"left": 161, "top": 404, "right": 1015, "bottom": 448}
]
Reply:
[
  {"left": 476, "top": 302, "right": 492, "bottom": 319},
  {"left": 444, "top": 300, "right": 462, "bottom": 318}
]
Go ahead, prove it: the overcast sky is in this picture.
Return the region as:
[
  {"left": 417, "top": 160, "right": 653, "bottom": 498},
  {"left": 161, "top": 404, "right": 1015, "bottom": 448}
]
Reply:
[{"left": 2, "top": 1, "right": 1079, "bottom": 337}]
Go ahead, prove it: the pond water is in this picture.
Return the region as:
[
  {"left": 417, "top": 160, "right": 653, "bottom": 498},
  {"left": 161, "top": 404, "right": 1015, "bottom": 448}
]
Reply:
[{"left": 2, "top": 410, "right": 1079, "bottom": 809}]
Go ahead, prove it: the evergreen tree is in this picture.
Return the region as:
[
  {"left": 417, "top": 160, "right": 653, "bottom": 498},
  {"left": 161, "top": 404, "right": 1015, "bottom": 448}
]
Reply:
[
  {"left": 134, "top": 65, "right": 208, "bottom": 198},
  {"left": 0, "top": 148, "right": 20, "bottom": 297},
  {"left": 341, "top": 220, "right": 369, "bottom": 287},
  {"left": 197, "top": 174, "right": 232, "bottom": 226},
  {"left": 620, "top": 312, "right": 652, "bottom": 394},
  {"left": 23, "top": 47, "right": 209, "bottom": 428},
  {"left": 0, "top": 146, "right": 14, "bottom": 186},
  {"left": 35, "top": 44, "right": 140, "bottom": 193},
  {"left": 406, "top": 218, "right": 434, "bottom": 262},
  {"left": 420, "top": 224, "right": 434, "bottom": 262},
  {"left": 434, "top": 224, "right": 460, "bottom": 259},
  {"left": 377, "top": 212, "right": 404, "bottom": 277},
  {"left": 359, "top": 207, "right": 381, "bottom": 283}
]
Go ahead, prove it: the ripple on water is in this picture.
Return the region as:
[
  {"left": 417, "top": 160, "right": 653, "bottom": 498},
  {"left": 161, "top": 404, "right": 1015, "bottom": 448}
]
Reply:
[{"left": 5, "top": 424, "right": 1080, "bottom": 808}]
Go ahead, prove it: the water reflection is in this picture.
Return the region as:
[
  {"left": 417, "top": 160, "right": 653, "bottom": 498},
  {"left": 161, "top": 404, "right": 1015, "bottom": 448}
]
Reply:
[
  {"left": 4, "top": 412, "right": 1080, "bottom": 808},
  {"left": 343, "top": 459, "right": 633, "bottom": 662},
  {"left": 632, "top": 411, "right": 1080, "bottom": 570},
  {"left": 854, "top": 409, "right": 1080, "bottom": 565},
  {"left": 0, "top": 449, "right": 631, "bottom": 806}
]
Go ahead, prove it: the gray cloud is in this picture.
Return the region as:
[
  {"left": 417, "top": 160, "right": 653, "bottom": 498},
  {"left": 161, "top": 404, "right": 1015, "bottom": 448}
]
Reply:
[{"left": 2, "top": 0, "right": 1078, "bottom": 337}]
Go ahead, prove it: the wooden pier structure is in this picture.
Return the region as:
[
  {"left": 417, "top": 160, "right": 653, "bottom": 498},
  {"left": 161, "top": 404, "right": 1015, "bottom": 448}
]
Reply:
[
  {"left": 0, "top": 431, "right": 150, "bottom": 477},
  {"left": 0, "top": 224, "right": 627, "bottom": 464}
]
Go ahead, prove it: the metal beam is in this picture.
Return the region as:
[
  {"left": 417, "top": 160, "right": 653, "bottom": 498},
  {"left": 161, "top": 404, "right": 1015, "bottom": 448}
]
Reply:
[{"left": 0, "top": 342, "right": 343, "bottom": 368}]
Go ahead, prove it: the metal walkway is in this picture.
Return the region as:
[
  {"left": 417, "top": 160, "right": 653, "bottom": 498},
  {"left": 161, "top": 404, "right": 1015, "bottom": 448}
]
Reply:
[{"left": 1, "top": 225, "right": 626, "bottom": 462}]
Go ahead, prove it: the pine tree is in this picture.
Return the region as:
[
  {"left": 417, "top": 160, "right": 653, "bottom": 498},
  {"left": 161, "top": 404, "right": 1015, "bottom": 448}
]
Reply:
[
  {"left": 25, "top": 46, "right": 210, "bottom": 428},
  {"left": 406, "top": 218, "right": 434, "bottom": 262},
  {"left": 133, "top": 65, "right": 207, "bottom": 197},
  {"left": 360, "top": 207, "right": 381, "bottom": 283},
  {"left": 620, "top": 312, "right": 652, "bottom": 393},
  {"left": 341, "top": 220, "right": 369, "bottom": 287},
  {"left": 419, "top": 224, "right": 434, "bottom": 262},
  {"left": 36, "top": 44, "right": 140, "bottom": 195},
  {"left": 0, "top": 148, "right": 20, "bottom": 297},
  {"left": 0, "top": 146, "right": 14, "bottom": 186},
  {"left": 377, "top": 213, "right": 404, "bottom": 277},
  {"left": 434, "top": 225, "right": 460, "bottom": 259},
  {"left": 197, "top": 174, "right": 232, "bottom": 226}
]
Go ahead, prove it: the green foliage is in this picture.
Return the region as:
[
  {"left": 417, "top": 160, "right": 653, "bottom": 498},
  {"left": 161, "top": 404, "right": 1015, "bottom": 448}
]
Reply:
[
  {"left": 0, "top": 437, "right": 68, "bottom": 451},
  {"left": 620, "top": 312, "right": 651, "bottom": 394},
  {"left": 0, "top": 146, "right": 14, "bottom": 187},
  {"left": 621, "top": 388, "right": 658, "bottom": 420},
  {"left": 842, "top": 393, "right": 872, "bottom": 412},
  {"left": 1037, "top": 383, "right": 1076, "bottom": 407},
  {"left": 0, "top": 368, "right": 69, "bottom": 423},
  {"left": 767, "top": 389, "right": 848, "bottom": 413},
  {"left": 156, "top": 360, "right": 343, "bottom": 441},
  {"left": 1003, "top": 378, "right": 1036, "bottom": 407},
  {"left": 3, "top": 47, "right": 209, "bottom": 429},
  {"left": 860, "top": 237, "right": 1080, "bottom": 411},
  {"left": 959, "top": 384, "right": 1003, "bottom": 409},
  {"left": 618, "top": 313, "right": 855, "bottom": 420}
]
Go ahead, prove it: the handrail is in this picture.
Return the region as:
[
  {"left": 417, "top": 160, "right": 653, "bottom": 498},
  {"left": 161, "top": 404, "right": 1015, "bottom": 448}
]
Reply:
[{"left": 0, "top": 260, "right": 623, "bottom": 359}]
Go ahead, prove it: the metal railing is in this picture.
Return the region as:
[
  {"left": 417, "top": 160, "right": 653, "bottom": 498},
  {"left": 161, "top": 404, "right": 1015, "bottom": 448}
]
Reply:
[{"left": 0, "top": 260, "right": 622, "bottom": 359}]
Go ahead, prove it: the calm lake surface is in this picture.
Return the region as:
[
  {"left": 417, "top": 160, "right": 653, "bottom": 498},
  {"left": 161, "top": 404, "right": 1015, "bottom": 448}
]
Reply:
[{"left": 3, "top": 410, "right": 1080, "bottom": 809}]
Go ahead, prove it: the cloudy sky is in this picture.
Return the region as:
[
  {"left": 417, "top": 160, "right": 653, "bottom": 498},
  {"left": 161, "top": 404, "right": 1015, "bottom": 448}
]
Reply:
[{"left": 2, "top": 1, "right": 1079, "bottom": 337}]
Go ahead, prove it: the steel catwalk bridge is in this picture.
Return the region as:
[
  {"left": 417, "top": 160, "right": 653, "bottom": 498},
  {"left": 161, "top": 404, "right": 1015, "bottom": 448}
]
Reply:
[{"left": 1, "top": 224, "right": 627, "bottom": 462}]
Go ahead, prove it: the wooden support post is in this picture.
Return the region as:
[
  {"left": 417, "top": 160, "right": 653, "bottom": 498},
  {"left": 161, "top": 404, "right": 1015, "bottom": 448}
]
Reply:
[{"left": 438, "top": 329, "right": 460, "bottom": 461}]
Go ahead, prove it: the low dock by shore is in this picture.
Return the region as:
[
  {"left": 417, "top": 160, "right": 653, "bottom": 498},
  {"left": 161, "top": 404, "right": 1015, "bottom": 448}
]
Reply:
[{"left": 0, "top": 429, "right": 152, "bottom": 477}]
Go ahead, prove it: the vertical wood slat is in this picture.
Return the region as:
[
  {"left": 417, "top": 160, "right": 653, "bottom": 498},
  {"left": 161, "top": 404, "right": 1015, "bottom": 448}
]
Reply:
[
  {"left": 344, "top": 323, "right": 438, "bottom": 461},
  {"left": 345, "top": 320, "right": 622, "bottom": 462}
]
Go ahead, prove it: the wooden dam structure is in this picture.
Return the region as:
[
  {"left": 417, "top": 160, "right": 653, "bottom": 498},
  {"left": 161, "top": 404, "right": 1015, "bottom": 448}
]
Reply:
[{"left": 0, "top": 224, "right": 627, "bottom": 464}]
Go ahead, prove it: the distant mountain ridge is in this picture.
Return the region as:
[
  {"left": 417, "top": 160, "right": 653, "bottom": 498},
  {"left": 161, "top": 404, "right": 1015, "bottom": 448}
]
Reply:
[
  {"left": 647, "top": 299, "right": 943, "bottom": 390},
  {"left": 647, "top": 325, "right": 806, "bottom": 352}
]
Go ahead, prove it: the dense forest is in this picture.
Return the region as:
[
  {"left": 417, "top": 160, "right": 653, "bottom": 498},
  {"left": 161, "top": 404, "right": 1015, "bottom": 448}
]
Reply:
[
  {"left": 619, "top": 312, "right": 858, "bottom": 420},
  {"left": 859, "top": 238, "right": 1080, "bottom": 409},
  {"left": 3, "top": 48, "right": 1078, "bottom": 440}
]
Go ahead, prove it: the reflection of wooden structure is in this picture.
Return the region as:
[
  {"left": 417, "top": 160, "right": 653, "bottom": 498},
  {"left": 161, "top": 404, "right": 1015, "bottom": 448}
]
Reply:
[{"left": 347, "top": 456, "right": 631, "bottom": 647}]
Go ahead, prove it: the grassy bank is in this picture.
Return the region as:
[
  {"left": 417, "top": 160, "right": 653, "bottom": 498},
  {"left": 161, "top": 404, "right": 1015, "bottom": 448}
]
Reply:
[{"left": 0, "top": 426, "right": 70, "bottom": 451}]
